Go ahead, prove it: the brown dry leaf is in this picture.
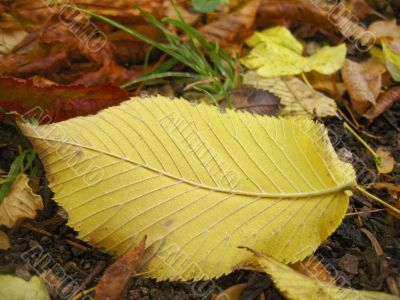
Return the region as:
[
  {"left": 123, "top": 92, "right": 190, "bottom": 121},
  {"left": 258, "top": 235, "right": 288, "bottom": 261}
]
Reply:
[
  {"left": 364, "top": 86, "right": 400, "bottom": 119},
  {"left": 368, "top": 19, "right": 400, "bottom": 41},
  {"left": 373, "top": 182, "right": 400, "bottom": 194},
  {"left": 257, "top": 0, "right": 331, "bottom": 29},
  {"left": 361, "top": 57, "right": 387, "bottom": 98},
  {"left": 243, "top": 71, "right": 337, "bottom": 117},
  {"left": 227, "top": 87, "right": 281, "bottom": 115},
  {"left": 95, "top": 237, "right": 146, "bottom": 300},
  {"left": 0, "top": 174, "right": 43, "bottom": 228},
  {"left": 342, "top": 59, "right": 376, "bottom": 114},
  {"left": 213, "top": 283, "right": 265, "bottom": 300},
  {"left": 290, "top": 254, "right": 336, "bottom": 285},
  {"left": 376, "top": 147, "right": 396, "bottom": 174},
  {"left": 0, "top": 230, "right": 11, "bottom": 250},
  {"left": 200, "top": 0, "right": 260, "bottom": 44}
]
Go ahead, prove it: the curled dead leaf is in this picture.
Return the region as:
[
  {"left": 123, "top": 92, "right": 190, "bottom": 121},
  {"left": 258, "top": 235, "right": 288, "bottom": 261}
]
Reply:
[
  {"left": 0, "top": 174, "right": 43, "bottom": 228},
  {"left": 243, "top": 71, "right": 337, "bottom": 117},
  {"left": 0, "top": 76, "right": 132, "bottom": 123},
  {"left": 363, "top": 86, "right": 400, "bottom": 119},
  {"left": 95, "top": 237, "right": 146, "bottom": 300},
  {"left": 342, "top": 59, "right": 376, "bottom": 114},
  {"left": 227, "top": 87, "right": 281, "bottom": 115}
]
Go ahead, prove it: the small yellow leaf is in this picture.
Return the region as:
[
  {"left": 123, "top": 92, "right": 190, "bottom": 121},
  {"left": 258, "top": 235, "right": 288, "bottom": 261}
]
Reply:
[
  {"left": 254, "top": 252, "right": 400, "bottom": 300},
  {"left": 243, "top": 71, "right": 337, "bottom": 117},
  {"left": 0, "top": 174, "right": 43, "bottom": 228},
  {"left": 306, "top": 44, "right": 347, "bottom": 75},
  {"left": 240, "top": 26, "right": 346, "bottom": 77},
  {"left": 0, "top": 275, "right": 50, "bottom": 300},
  {"left": 245, "top": 26, "right": 303, "bottom": 54},
  {"left": 382, "top": 40, "right": 400, "bottom": 82},
  {"left": 376, "top": 147, "right": 396, "bottom": 174},
  {"left": 19, "top": 97, "right": 356, "bottom": 281}
]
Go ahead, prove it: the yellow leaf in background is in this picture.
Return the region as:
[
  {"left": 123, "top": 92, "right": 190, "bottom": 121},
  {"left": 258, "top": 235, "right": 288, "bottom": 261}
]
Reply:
[
  {"left": 19, "top": 97, "right": 356, "bottom": 281},
  {"left": 376, "top": 147, "right": 395, "bottom": 174},
  {"left": 0, "top": 275, "right": 50, "bottom": 300},
  {"left": 382, "top": 40, "right": 400, "bottom": 82},
  {"left": 0, "top": 174, "right": 43, "bottom": 227},
  {"left": 253, "top": 251, "right": 400, "bottom": 300},
  {"left": 307, "top": 44, "right": 347, "bottom": 75},
  {"left": 245, "top": 26, "right": 303, "bottom": 54},
  {"left": 243, "top": 71, "right": 337, "bottom": 117},
  {"left": 240, "top": 26, "right": 346, "bottom": 77}
]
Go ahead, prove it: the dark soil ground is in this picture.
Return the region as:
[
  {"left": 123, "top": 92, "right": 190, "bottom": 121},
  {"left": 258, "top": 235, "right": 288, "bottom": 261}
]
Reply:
[{"left": 0, "top": 101, "right": 399, "bottom": 300}]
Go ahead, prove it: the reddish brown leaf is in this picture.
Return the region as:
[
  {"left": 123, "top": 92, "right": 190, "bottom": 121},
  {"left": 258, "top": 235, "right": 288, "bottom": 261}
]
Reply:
[
  {"left": 95, "top": 237, "right": 146, "bottom": 300},
  {"left": 257, "top": 0, "right": 331, "bottom": 29},
  {"left": 363, "top": 86, "right": 400, "bottom": 119},
  {"left": 0, "top": 76, "right": 133, "bottom": 123},
  {"left": 342, "top": 59, "right": 376, "bottom": 114},
  {"left": 227, "top": 87, "right": 281, "bottom": 116},
  {"left": 200, "top": 0, "right": 260, "bottom": 44}
]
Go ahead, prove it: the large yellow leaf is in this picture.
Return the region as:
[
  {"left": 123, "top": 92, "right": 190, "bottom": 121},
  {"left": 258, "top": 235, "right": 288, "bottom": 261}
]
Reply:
[
  {"left": 19, "top": 97, "right": 356, "bottom": 280},
  {"left": 253, "top": 251, "right": 400, "bottom": 300}
]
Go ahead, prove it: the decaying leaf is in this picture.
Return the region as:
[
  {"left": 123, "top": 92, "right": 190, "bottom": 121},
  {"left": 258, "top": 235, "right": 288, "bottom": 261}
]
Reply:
[
  {"left": 240, "top": 27, "right": 346, "bottom": 77},
  {"left": 0, "top": 174, "right": 43, "bottom": 228},
  {"left": 363, "top": 86, "right": 400, "bottom": 119},
  {"left": 19, "top": 96, "right": 356, "bottom": 280},
  {"left": 227, "top": 87, "right": 281, "bottom": 115},
  {"left": 0, "top": 230, "right": 11, "bottom": 250},
  {"left": 256, "top": 0, "right": 332, "bottom": 29},
  {"left": 382, "top": 40, "right": 400, "bottom": 82},
  {"left": 200, "top": 0, "right": 260, "bottom": 44},
  {"left": 368, "top": 19, "right": 400, "bottom": 41},
  {"left": 95, "top": 237, "right": 146, "bottom": 300},
  {"left": 0, "top": 275, "right": 50, "bottom": 300},
  {"left": 376, "top": 147, "right": 396, "bottom": 174},
  {"left": 360, "top": 57, "right": 387, "bottom": 98},
  {"left": 342, "top": 59, "right": 376, "bottom": 114},
  {"left": 0, "top": 77, "right": 132, "bottom": 123},
  {"left": 243, "top": 71, "right": 337, "bottom": 117},
  {"left": 252, "top": 250, "right": 400, "bottom": 300}
]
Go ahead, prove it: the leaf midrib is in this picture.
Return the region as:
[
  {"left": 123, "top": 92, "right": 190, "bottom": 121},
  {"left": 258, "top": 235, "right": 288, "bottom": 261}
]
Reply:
[{"left": 28, "top": 134, "right": 356, "bottom": 199}]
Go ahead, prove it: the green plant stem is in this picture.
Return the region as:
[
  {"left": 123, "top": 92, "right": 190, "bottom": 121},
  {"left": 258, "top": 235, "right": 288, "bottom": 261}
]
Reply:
[
  {"left": 343, "top": 122, "right": 379, "bottom": 161},
  {"left": 356, "top": 186, "right": 400, "bottom": 215}
]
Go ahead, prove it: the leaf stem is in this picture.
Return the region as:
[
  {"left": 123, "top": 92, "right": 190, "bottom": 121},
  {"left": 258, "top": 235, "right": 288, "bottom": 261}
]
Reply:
[
  {"left": 343, "top": 122, "right": 379, "bottom": 161},
  {"left": 356, "top": 186, "right": 400, "bottom": 215}
]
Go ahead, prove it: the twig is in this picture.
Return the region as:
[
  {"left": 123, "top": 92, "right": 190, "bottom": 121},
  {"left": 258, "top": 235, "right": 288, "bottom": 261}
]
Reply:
[{"left": 356, "top": 186, "right": 400, "bottom": 216}]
